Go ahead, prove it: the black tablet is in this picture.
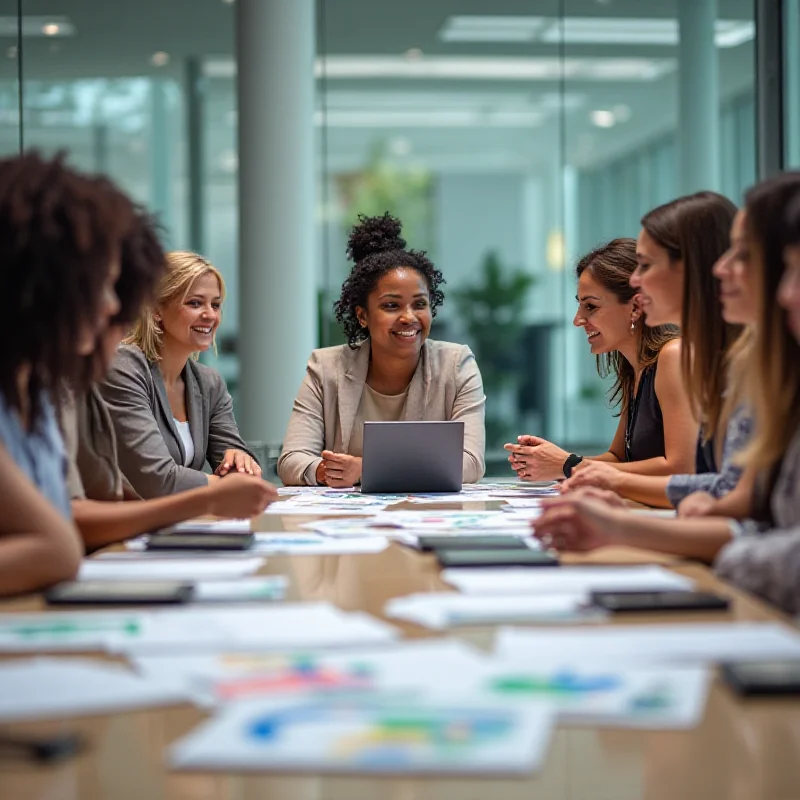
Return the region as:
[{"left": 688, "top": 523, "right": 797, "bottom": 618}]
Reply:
[
  {"left": 45, "top": 580, "right": 194, "bottom": 606},
  {"left": 590, "top": 590, "right": 730, "bottom": 613},
  {"left": 722, "top": 661, "right": 800, "bottom": 696},
  {"left": 436, "top": 548, "right": 559, "bottom": 568},
  {"left": 417, "top": 535, "right": 529, "bottom": 552},
  {"left": 146, "top": 533, "right": 255, "bottom": 551}
]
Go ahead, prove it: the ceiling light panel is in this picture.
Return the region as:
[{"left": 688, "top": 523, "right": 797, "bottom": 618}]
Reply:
[{"left": 438, "top": 15, "right": 754, "bottom": 48}]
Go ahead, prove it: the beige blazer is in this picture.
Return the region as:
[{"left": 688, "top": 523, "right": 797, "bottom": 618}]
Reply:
[{"left": 277, "top": 339, "right": 486, "bottom": 486}]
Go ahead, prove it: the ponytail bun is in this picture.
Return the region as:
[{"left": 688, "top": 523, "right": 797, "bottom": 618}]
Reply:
[{"left": 346, "top": 212, "right": 406, "bottom": 263}]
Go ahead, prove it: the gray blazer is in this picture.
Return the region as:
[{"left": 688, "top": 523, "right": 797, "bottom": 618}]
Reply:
[
  {"left": 715, "top": 423, "right": 800, "bottom": 615},
  {"left": 99, "top": 345, "right": 255, "bottom": 498},
  {"left": 277, "top": 339, "right": 486, "bottom": 486}
]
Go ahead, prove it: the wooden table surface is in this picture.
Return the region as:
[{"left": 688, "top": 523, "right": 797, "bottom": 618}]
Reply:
[{"left": 3, "top": 498, "right": 800, "bottom": 800}]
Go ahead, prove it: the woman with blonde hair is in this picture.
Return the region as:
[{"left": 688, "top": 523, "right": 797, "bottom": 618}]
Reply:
[{"left": 101, "top": 251, "right": 260, "bottom": 499}]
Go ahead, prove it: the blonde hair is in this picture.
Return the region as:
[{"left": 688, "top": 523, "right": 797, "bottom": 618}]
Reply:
[{"left": 124, "top": 250, "right": 226, "bottom": 361}]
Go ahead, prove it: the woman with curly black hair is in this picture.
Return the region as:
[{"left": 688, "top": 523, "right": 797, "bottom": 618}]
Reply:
[
  {"left": 278, "top": 212, "right": 486, "bottom": 486},
  {"left": 0, "top": 152, "right": 132, "bottom": 595}
]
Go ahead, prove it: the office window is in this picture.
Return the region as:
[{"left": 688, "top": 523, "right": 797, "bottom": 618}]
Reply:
[
  {"left": 318, "top": 0, "right": 755, "bottom": 473},
  {"left": 6, "top": 1, "right": 757, "bottom": 466},
  {"left": 786, "top": 0, "right": 800, "bottom": 167}
]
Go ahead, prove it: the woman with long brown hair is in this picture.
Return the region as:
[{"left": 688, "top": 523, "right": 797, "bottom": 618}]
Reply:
[
  {"left": 505, "top": 237, "right": 696, "bottom": 487},
  {"left": 532, "top": 174, "right": 800, "bottom": 607},
  {"left": 538, "top": 191, "right": 741, "bottom": 507}
]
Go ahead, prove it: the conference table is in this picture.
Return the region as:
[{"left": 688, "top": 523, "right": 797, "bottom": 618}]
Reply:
[{"left": 2, "top": 497, "right": 800, "bottom": 800}]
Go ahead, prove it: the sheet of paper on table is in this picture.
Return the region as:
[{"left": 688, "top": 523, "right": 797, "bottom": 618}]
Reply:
[
  {"left": 168, "top": 692, "right": 555, "bottom": 776},
  {"left": 123, "top": 533, "right": 390, "bottom": 556},
  {"left": 0, "top": 603, "right": 398, "bottom": 654},
  {"left": 133, "top": 638, "right": 489, "bottom": 706},
  {"left": 442, "top": 565, "right": 695, "bottom": 596},
  {"left": 0, "top": 657, "right": 192, "bottom": 721},
  {"left": 385, "top": 592, "right": 607, "bottom": 629},
  {"left": 496, "top": 622, "right": 800, "bottom": 665},
  {"left": 464, "top": 659, "right": 711, "bottom": 729},
  {"left": 78, "top": 557, "right": 266, "bottom": 582},
  {"left": 192, "top": 576, "right": 288, "bottom": 603}
]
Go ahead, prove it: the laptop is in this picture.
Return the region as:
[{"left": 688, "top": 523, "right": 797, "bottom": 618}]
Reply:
[{"left": 360, "top": 420, "right": 464, "bottom": 494}]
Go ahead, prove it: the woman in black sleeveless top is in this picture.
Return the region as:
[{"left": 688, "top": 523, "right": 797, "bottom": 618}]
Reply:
[
  {"left": 506, "top": 238, "right": 697, "bottom": 486},
  {"left": 547, "top": 192, "right": 739, "bottom": 504}
]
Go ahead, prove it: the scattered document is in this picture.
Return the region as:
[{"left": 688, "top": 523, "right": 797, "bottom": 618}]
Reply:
[
  {"left": 78, "top": 557, "right": 266, "bottom": 582},
  {"left": 134, "top": 639, "right": 487, "bottom": 706},
  {"left": 0, "top": 657, "right": 191, "bottom": 721},
  {"left": 169, "top": 693, "right": 554, "bottom": 775},
  {"left": 386, "top": 593, "right": 606, "bottom": 630},
  {"left": 192, "top": 577, "right": 288, "bottom": 603},
  {"left": 442, "top": 565, "right": 695, "bottom": 596},
  {"left": 473, "top": 661, "right": 711, "bottom": 729},
  {"left": 0, "top": 604, "right": 398, "bottom": 654},
  {"left": 253, "top": 533, "right": 390, "bottom": 555},
  {"left": 370, "top": 510, "right": 529, "bottom": 532},
  {"left": 496, "top": 622, "right": 800, "bottom": 665},
  {"left": 124, "top": 533, "right": 390, "bottom": 556}
]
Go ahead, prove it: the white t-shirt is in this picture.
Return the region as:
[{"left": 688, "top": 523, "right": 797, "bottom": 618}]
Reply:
[{"left": 174, "top": 419, "right": 195, "bottom": 466}]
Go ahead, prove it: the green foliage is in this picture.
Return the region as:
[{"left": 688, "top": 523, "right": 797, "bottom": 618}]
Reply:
[
  {"left": 339, "top": 140, "right": 434, "bottom": 256},
  {"left": 452, "top": 252, "right": 536, "bottom": 390},
  {"left": 453, "top": 252, "right": 536, "bottom": 447}
]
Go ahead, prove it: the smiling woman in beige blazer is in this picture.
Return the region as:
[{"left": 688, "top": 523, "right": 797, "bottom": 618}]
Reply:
[{"left": 278, "top": 213, "right": 486, "bottom": 487}]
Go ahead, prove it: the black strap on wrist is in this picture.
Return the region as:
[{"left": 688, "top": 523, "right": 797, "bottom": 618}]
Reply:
[{"left": 563, "top": 454, "right": 583, "bottom": 479}]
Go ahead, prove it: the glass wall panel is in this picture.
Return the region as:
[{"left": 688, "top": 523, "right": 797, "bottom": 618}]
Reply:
[
  {"left": 0, "top": 0, "right": 20, "bottom": 156},
  {"left": 561, "top": 0, "right": 754, "bottom": 457},
  {"left": 786, "top": 0, "right": 800, "bottom": 167}
]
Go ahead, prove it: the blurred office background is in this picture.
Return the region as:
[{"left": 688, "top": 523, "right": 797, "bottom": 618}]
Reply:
[{"left": 0, "top": 0, "right": 795, "bottom": 474}]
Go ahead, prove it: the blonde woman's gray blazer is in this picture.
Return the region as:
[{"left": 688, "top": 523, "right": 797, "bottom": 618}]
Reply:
[
  {"left": 277, "top": 339, "right": 486, "bottom": 486},
  {"left": 99, "top": 345, "right": 256, "bottom": 498}
]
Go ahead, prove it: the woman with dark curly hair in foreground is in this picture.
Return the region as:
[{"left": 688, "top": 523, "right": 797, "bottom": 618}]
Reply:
[{"left": 278, "top": 212, "right": 486, "bottom": 487}]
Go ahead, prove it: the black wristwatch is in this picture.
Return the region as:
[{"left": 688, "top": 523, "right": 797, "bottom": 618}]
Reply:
[{"left": 563, "top": 454, "right": 583, "bottom": 478}]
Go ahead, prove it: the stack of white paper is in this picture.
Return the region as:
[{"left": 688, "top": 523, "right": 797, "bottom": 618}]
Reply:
[
  {"left": 386, "top": 592, "right": 606, "bottom": 630},
  {"left": 0, "top": 657, "right": 191, "bottom": 721},
  {"left": 496, "top": 622, "right": 800, "bottom": 665},
  {"left": 169, "top": 693, "right": 554, "bottom": 775},
  {"left": 442, "top": 565, "right": 695, "bottom": 595}
]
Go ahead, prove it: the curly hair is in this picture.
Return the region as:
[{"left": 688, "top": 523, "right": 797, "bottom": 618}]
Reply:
[
  {"left": 334, "top": 213, "right": 445, "bottom": 348},
  {"left": 576, "top": 238, "right": 679, "bottom": 412},
  {"left": 0, "top": 152, "right": 134, "bottom": 425}
]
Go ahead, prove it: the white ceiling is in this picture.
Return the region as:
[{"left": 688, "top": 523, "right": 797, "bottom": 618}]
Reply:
[{"left": 0, "top": 0, "right": 756, "bottom": 173}]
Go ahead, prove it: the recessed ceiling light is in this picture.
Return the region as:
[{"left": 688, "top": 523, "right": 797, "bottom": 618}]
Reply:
[
  {"left": 0, "top": 16, "right": 74, "bottom": 37},
  {"left": 151, "top": 51, "right": 170, "bottom": 67},
  {"left": 590, "top": 109, "right": 616, "bottom": 128}
]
